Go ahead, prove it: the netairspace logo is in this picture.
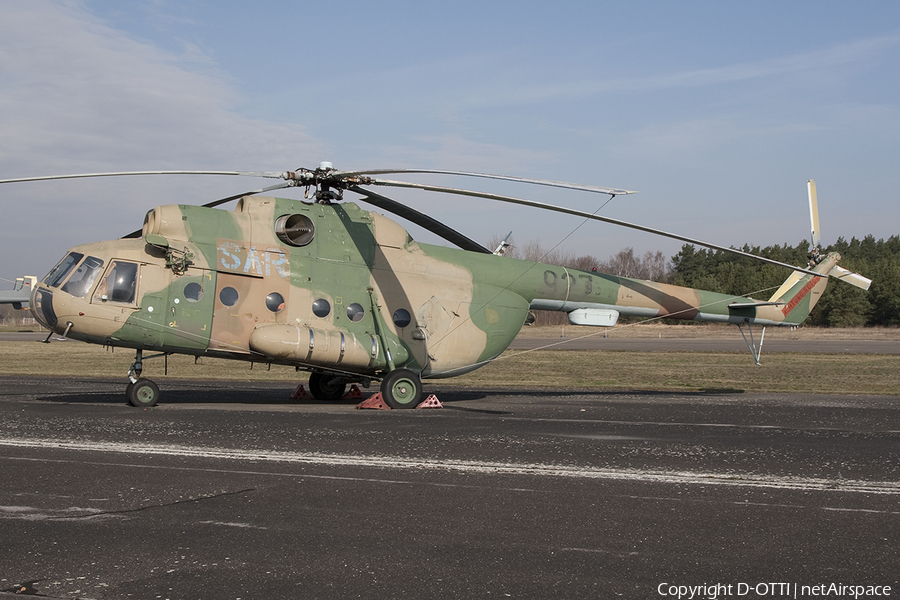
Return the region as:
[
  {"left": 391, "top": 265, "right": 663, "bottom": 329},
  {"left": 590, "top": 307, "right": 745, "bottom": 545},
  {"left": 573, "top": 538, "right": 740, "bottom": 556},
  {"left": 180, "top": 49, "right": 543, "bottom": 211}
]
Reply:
[{"left": 657, "top": 582, "right": 893, "bottom": 599}]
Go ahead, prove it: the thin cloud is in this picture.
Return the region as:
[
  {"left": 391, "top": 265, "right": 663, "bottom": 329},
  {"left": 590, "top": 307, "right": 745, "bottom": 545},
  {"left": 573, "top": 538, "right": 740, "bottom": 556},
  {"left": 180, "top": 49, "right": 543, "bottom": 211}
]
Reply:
[
  {"left": 0, "top": 1, "right": 323, "bottom": 280},
  {"left": 442, "top": 33, "right": 900, "bottom": 108},
  {"left": 0, "top": 0, "right": 320, "bottom": 172}
]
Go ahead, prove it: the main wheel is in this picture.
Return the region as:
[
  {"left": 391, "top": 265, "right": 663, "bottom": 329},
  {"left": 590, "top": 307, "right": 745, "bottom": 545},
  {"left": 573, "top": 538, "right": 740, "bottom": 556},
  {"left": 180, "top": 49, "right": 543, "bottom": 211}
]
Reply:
[
  {"left": 380, "top": 369, "right": 422, "bottom": 409},
  {"left": 127, "top": 378, "right": 160, "bottom": 407},
  {"left": 308, "top": 372, "right": 347, "bottom": 401}
]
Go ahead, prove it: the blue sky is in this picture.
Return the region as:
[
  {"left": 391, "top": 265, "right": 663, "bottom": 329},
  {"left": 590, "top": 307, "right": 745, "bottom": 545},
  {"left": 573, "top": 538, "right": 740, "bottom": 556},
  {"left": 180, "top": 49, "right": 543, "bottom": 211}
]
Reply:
[{"left": 2, "top": 0, "right": 899, "bottom": 285}]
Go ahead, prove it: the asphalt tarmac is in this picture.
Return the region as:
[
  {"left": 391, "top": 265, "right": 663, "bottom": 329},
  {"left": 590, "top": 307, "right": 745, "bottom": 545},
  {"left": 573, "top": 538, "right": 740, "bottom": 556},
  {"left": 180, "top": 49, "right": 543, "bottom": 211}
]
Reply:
[{"left": 0, "top": 376, "right": 898, "bottom": 599}]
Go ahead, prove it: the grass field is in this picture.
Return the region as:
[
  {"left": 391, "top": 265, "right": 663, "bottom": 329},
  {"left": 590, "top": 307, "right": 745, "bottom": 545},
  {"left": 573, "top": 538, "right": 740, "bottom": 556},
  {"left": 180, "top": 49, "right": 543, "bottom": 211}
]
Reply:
[{"left": 1, "top": 333, "right": 898, "bottom": 395}]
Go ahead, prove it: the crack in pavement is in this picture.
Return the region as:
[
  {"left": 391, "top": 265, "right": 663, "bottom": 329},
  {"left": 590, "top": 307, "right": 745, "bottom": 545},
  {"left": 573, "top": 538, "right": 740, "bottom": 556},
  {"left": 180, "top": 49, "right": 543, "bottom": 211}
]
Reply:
[{"left": 46, "top": 487, "right": 257, "bottom": 521}]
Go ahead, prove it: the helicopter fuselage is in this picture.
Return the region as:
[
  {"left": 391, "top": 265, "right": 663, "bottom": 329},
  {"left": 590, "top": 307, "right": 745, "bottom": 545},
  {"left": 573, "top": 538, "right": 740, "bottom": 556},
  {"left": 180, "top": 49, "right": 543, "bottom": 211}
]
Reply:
[
  {"left": 29, "top": 195, "right": 830, "bottom": 385},
  {"left": 31, "top": 197, "right": 534, "bottom": 380}
]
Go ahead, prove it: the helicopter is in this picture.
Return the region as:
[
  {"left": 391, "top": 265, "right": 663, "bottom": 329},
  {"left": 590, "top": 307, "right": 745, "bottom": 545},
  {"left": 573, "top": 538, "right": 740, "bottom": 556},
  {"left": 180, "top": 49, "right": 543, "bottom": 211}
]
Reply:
[{"left": 0, "top": 165, "right": 871, "bottom": 408}]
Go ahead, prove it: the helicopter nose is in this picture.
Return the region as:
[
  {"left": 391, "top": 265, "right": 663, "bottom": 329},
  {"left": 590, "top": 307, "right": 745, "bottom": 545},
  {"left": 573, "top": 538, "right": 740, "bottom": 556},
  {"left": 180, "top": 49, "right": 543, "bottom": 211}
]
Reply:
[{"left": 32, "top": 287, "right": 58, "bottom": 330}]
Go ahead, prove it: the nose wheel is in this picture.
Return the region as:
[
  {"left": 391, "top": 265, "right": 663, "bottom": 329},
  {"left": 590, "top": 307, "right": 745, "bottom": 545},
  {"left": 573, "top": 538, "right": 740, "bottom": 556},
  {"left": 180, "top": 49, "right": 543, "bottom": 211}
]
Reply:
[
  {"left": 126, "top": 349, "right": 161, "bottom": 407},
  {"left": 126, "top": 378, "right": 160, "bottom": 407}
]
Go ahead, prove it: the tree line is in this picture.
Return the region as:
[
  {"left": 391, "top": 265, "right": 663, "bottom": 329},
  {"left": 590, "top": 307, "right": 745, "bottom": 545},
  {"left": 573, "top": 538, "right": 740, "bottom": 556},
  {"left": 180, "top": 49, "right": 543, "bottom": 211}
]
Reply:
[
  {"left": 671, "top": 235, "right": 900, "bottom": 327},
  {"left": 495, "top": 234, "right": 900, "bottom": 327}
]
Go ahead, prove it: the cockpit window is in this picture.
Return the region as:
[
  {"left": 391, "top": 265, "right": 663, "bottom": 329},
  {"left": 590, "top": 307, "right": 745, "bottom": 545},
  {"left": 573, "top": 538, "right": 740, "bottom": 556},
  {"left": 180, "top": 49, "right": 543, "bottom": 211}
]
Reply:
[
  {"left": 94, "top": 261, "right": 139, "bottom": 304},
  {"left": 61, "top": 256, "right": 104, "bottom": 298},
  {"left": 44, "top": 252, "right": 84, "bottom": 288}
]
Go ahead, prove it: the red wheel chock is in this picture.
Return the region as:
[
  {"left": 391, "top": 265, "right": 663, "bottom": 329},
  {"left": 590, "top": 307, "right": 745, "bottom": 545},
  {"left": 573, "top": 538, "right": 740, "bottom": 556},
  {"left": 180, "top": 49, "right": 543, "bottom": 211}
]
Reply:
[
  {"left": 356, "top": 392, "right": 390, "bottom": 410},
  {"left": 416, "top": 394, "right": 443, "bottom": 409},
  {"left": 291, "top": 384, "right": 309, "bottom": 400},
  {"left": 356, "top": 392, "right": 443, "bottom": 410},
  {"left": 342, "top": 384, "right": 365, "bottom": 400}
]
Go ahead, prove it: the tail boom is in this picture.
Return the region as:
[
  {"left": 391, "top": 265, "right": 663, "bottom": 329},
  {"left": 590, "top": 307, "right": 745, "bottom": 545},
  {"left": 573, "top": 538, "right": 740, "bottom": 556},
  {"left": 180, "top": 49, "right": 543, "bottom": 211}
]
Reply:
[{"left": 525, "top": 254, "right": 840, "bottom": 329}]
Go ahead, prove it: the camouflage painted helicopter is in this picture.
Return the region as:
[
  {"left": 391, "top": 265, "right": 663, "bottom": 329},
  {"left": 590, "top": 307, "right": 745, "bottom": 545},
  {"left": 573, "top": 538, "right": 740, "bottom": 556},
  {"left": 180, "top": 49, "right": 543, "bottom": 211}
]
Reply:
[{"left": 1, "top": 166, "right": 871, "bottom": 408}]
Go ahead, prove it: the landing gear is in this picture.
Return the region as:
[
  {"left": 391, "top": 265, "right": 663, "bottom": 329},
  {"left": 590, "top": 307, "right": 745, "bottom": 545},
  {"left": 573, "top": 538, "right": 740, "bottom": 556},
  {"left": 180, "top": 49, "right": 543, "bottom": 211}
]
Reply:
[
  {"left": 308, "top": 372, "right": 347, "bottom": 401},
  {"left": 737, "top": 322, "right": 766, "bottom": 366},
  {"left": 126, "top": 348, "right": 161, "bottom": 407},
  {"left": 380, "top": 369, "right": 423, "bottom": 409},
  {"left": 126, "top": 378, "right": 160, "bottom": 407}
]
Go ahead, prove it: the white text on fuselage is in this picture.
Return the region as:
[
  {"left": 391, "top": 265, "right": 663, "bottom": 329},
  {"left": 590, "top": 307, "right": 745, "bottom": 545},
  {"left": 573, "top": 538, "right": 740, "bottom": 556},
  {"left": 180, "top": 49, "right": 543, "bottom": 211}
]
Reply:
[{"left": 217, "top": 241, "right": 290, "bottom": 278}]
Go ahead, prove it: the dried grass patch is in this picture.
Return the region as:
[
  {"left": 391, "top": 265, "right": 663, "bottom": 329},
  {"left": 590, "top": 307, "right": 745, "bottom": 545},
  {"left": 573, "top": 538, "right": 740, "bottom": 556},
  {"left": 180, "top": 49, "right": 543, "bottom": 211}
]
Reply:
[{"left": 2, "top": 341, "right": 898, "bottom": 395}]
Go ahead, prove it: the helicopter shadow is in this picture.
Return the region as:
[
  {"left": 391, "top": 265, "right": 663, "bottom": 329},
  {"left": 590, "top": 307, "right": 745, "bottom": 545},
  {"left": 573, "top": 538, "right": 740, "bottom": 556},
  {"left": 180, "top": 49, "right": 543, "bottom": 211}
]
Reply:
[
  {"left": 432, "top": 387, "right": 746, "bottom": 399},
  {"left": 35, "top": 378, "right": 300, "bottom": 407},
  {"left": 33, "top": 378, "right": 744, "bottom": 408}
]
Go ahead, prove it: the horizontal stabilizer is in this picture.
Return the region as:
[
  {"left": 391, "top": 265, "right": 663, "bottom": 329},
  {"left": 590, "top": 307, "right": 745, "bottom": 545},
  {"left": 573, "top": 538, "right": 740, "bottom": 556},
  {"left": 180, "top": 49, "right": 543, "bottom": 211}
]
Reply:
[
  {"left": 0, "top": 276, "right": 36, "bottom": 308},
  {"left": 728, "top": 301, "right": 785, "bottom": 309}
]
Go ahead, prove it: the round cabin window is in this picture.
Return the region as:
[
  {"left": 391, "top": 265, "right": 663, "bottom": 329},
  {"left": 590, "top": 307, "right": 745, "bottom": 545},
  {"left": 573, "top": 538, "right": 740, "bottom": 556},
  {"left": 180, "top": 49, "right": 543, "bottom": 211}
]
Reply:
[
  {"left": 392, "top": 308, "right": 411, "bottom": 328},
  {"left": 219, "top": 286, "right": 239, "bottom": 307},
  {"left": 346, "top": 303, "right": 365, "bottom": 322},
  {"left": 184, "top": 282, "right": 203, "bottom": 302},
  {"left": 266, "top": 292, "right": 285, "bottom": 313},
  {"left": 312, "top": 299, "right": 331, "bottom": 317}
]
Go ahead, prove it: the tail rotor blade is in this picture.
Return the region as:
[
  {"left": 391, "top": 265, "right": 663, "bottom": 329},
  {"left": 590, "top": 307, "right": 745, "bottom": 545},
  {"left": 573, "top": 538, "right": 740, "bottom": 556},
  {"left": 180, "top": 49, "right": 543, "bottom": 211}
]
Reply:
[
  {"left": 808, "top": 179, "right": 821, "bottom": 248},
  {"left": 806, "top": 180, "right": 872, "bottom": 291},
  {"left": 829, "top": 265, "right": 872, "bottom": 291}
]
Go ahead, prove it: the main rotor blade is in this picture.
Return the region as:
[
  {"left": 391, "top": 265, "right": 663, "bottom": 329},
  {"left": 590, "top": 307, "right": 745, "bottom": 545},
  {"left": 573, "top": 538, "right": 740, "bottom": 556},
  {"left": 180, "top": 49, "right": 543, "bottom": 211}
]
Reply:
[
  {"left": 0, "top": 170, "right": 287, "bottom": 184},
  {"left": 366, "top": 178, "right": 822, "bottom": 277},
  {"left": 333, "top": 169, "right": 636, "bottom": 196},
  {"left": 348, "top": 186, "right": 491, "bottom": 254}
]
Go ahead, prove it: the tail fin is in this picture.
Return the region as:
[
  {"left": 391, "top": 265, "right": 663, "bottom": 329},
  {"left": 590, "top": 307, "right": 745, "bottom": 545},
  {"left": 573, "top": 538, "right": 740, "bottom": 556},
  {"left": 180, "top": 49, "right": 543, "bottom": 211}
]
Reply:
[
  {"left": 767, "top": 180, "right": 873, "bottom": 325},
  {"left": 768, "top": 253, "right": 838, "bottom": 324}
]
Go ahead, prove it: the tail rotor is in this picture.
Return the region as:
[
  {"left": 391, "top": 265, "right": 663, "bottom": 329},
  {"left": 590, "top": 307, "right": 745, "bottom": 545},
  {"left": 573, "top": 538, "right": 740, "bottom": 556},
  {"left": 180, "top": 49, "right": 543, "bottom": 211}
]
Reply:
[
  {"left": 807, "top": 179, "right": 871, "bottom": 291},
  {"left": 808, "top": 179, "right": 821, "bottom": 251}
]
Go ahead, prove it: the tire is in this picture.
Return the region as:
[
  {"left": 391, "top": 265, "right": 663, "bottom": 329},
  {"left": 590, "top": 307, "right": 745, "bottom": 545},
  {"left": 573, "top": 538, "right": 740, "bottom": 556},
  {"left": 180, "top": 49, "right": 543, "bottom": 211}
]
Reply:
[
  {"left": 308, "top": 372, "right": 347, "bottom": 402},
  {"left": 380, "top": 369, "right": 422, "bottom": 409},
  {"left": 127, "top": 378, "right": 160, "bottom": 407}
]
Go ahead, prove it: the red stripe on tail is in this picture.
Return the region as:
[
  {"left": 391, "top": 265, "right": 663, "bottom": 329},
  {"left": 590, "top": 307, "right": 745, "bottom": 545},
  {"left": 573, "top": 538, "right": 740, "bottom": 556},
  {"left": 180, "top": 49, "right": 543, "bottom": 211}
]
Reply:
[{"left": 781, "top": 276, "right": 821, "bottom": 317}]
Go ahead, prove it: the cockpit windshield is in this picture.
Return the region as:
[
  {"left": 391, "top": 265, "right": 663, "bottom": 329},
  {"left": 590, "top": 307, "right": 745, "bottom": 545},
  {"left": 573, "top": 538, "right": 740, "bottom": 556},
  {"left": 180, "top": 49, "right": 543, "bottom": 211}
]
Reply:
[
  {"left": 43, "top": 252, "right": 84, "bottom": 287},
  {"left": 61, "top": 256, "right": 105, "bottom": 298}
]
